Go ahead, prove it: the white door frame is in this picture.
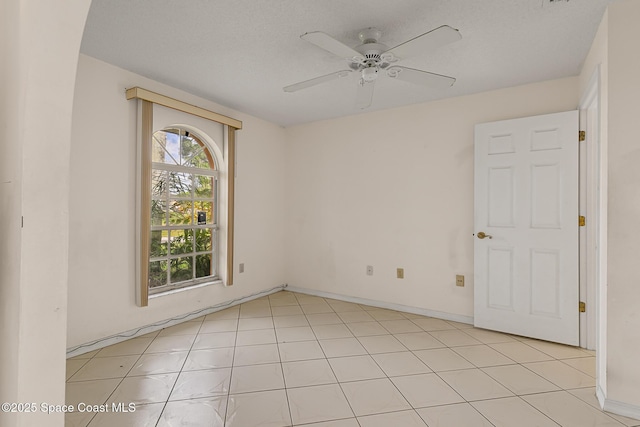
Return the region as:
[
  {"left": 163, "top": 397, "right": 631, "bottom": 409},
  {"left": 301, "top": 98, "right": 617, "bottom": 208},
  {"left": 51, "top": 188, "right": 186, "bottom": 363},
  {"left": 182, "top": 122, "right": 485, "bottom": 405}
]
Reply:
[{"left": 578, "top": 66, "right": 607, "bottom": 402}]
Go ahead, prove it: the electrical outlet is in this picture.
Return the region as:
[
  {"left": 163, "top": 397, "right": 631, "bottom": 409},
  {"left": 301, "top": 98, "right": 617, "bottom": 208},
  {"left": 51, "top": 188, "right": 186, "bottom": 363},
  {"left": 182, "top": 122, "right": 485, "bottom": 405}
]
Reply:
[
  {"left": 239, "top": 263, "right": 245, "bottom": 273},
  {"left": 397, "top": 268, "right": 404, "bottom": 279},
  {"left": 456, "top": 275, "right": 464, "bottom": 287},
  {"left": 366, "top": 265, "right": 373, "bottom": 276}
]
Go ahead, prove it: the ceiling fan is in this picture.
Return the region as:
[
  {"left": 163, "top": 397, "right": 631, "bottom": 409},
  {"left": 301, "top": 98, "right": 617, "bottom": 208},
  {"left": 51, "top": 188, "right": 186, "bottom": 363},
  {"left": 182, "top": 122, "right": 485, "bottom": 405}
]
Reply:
[{"left": 284, "top": 25, "right": 462, "bottom": 109}]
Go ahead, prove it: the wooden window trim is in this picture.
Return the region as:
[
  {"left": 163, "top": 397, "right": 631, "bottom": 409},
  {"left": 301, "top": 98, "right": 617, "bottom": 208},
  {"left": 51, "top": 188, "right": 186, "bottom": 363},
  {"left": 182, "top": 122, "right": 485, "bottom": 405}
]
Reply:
[
  {"left": 126, "top": 87, "right": 242, "bottom": 130},
  {"left": 139, "top": 100, "right": 152, "bottom": 305},
  {"left": 128, "top": 88, "right": 242, "bottom": 307},
  {"left": 226, "top": 127, "right": 236, "bottom": 287}
]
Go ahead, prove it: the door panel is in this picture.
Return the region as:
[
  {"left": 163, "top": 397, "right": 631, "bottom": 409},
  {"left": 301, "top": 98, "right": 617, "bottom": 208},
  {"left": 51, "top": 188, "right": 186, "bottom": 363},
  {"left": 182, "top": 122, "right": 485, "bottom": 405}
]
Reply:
[
  {"left": 531, "top": 164, "right": 561, "bottom": 228},
  {"left": 487, "top": 247, "right": 514, "bottom": 310},
  {"left": 488, "top": 167, "right": 515, "bottom": 227},
  {"left": 474, "top": 111, "right": 579, "bottom": 346},
  {"left": 530, "top": 249, "right": 560, "bottom": 317}
]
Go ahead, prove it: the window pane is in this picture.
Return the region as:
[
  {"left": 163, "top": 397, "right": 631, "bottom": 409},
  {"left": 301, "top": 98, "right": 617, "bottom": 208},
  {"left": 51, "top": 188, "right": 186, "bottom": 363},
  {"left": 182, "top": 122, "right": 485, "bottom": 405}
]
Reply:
[
  {"left": 149, "top": 260, "right": 167, "bottom": 288},
  {"left": 169, "top": 200, "right": 193, "bottom": 225},
  {"left": 194, "top": 201, "right": 214, "bottom": 225},
  {"left": 152, "top": 170, "right": 166, "bottom": 199},
  {"left": 180, "top": 135, "right": 203, "bottom": 166},
  {"left": 194, "top": 175, "right": 213, "bottom": 198},
  {"left": 151, "top": 199, "right": 167, "bottom": 226},
  {"left": 196, "top": 254, "right": 212, "bottom": 278},
  {"left": 184, "top": 149, "right": 212, "bottom": 169},
  {"left": 170, "top": 229, "right": 193, "bottom": 255},
  {"left": 171, "top": 257, "right": 193, "bottom": 283},
  {"left": 150, "top": 230, "right": 167, "bottom": 257},
  {"left": 152, "top": 131, "right": 179, "bottom": 165},
  {"left": 165, "top": 132, "right": 181, "bottom": 164},
  {"left": 168, "top": 172, "right": 192, "bottom": 198},
  {"left": 195, "top": 228, "right": 213, "bottom": 252}
]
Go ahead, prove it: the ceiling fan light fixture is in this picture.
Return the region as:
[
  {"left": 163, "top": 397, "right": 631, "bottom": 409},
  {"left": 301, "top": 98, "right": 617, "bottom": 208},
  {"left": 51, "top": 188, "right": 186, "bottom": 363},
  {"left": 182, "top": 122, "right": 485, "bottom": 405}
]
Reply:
[{"left": 361, "top": 67, "right": 378, "bottom": 82}]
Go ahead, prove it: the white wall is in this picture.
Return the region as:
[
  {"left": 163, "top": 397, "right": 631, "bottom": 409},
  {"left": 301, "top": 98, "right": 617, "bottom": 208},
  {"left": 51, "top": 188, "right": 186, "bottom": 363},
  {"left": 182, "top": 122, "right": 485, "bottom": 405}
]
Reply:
[
  {"left": 67, "top": 55, "right": 286, "bottom": 347},
  {"left": 0, "top": 1, "right": 22, "bottom": 424},
  {"left": 577, "top": 1, "right": 640, "bottom": 414},
  {"left": 0, "top": 1, "right": 91, "bottom": 426},
  {"left": 604, "top": 0, "right": 640, "bottom": 410},
  {"left": 285, "top": 77, "right": 579, "bottom": 318}
]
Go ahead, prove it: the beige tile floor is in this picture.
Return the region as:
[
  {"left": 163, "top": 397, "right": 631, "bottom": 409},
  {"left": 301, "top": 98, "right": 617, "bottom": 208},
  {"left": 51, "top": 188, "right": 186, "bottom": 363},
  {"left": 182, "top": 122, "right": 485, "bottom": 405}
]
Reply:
[{"left": 65, "top": 291, "right": 640, "bottom": 427}]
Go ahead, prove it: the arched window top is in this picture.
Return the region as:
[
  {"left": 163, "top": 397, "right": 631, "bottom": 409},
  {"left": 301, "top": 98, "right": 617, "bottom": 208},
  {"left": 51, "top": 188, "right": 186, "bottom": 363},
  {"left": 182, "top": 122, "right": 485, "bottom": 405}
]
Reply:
[{"left": 152, "top": 128, "right": 216, "bottom": 170}]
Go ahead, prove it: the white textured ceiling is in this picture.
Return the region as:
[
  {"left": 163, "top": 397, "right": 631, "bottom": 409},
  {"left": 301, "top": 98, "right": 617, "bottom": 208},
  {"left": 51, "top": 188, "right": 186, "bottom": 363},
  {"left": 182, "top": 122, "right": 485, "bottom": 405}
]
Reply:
[{"left": 81, "top": 0, "right": 616, "bottom": 127}]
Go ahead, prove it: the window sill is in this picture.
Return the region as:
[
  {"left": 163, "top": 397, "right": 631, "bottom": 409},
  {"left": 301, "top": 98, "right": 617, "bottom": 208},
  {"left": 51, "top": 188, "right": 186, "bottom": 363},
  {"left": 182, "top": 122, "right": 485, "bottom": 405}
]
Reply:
[{"left": 149, "top": 279, "right": 224, "bottom": 300}]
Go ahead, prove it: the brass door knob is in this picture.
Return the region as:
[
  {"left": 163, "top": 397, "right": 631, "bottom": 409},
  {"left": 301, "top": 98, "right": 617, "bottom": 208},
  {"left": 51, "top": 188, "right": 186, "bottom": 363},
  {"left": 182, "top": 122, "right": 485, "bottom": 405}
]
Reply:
[{"left": 477, "top": 232, "right": 492, "bottom": 240}]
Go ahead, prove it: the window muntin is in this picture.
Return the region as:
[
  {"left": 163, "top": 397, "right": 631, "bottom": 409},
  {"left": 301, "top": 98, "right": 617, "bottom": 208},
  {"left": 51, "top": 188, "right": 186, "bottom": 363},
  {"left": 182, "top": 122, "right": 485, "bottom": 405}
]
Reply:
[{"left": 148, "top": 129, "right": 219, "bottom": 293}]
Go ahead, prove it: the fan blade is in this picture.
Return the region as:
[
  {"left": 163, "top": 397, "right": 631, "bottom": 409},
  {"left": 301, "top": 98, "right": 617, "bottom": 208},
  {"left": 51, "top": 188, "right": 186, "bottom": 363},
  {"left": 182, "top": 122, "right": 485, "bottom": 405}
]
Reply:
[
  {"left": 283, "top": 70, "right": 352, "bottom": 92},
  {"left": 355, "top": 80, "right": 375, "bottom": 110},
  {"left": 301, "top": 31, "right": 364, "bottom": 62},
  {"left": 384, "top": 25, "right": 461, "bottom": 60},
  {"left": 387, "top": 66, "right": 456, "bottom": 88}
]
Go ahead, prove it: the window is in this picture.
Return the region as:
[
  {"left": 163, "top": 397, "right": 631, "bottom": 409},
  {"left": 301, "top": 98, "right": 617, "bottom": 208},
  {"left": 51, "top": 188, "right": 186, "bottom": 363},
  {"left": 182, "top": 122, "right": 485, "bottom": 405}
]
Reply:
[
  {"left": 127, "top": 87, "right": 241, "bottom": 306},
  {"left": 148, "top": 128, "right": 219, "bottom": 294}
]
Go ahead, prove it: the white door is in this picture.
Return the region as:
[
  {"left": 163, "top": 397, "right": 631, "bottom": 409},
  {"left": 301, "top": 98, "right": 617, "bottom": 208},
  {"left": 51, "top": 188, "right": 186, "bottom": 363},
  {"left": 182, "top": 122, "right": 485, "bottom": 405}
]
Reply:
[{"left": 474, "top": 111, "right": 579, "bottom": 346}]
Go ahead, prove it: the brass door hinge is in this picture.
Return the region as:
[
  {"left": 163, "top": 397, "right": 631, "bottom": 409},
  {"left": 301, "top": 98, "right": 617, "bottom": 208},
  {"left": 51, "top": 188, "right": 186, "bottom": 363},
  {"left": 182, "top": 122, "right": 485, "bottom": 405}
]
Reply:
[
  {"left": 579, "top": 130, "right": 586, "bottom": 142},
  {"left": 579, "top": 215, "right": 586, "bottom": 227},
  {"left": 579, "top": 301, "right": 586, "bottom": 313}
]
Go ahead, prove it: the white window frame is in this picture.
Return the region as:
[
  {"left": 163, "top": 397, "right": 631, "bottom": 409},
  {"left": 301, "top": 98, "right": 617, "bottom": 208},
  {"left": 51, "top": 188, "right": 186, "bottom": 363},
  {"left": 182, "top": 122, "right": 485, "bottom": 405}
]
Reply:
[{"left": 148, "top": 129, "right": 220, "bottom": 294}]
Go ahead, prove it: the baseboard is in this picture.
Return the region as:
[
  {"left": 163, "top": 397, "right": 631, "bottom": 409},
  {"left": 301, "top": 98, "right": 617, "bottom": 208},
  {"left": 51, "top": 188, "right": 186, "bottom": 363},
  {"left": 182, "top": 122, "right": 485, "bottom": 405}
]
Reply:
[
  {"left": 66, "top": 284, "right": 285, "bottom": 358},
  {"left": 604, "top": 397, "right": 640, "bottom": 422},
  {"left": 596, "top": 384, "right": 606, "bottom": 409},
  {"left": 68, "top": 284, "right": 474, "bottom": 359},
  {"left": 284, "top": 285, "right": 474, "bottom": 325},
  {"left": 595, "top": 384, "right": 640, "bottom": 422}
]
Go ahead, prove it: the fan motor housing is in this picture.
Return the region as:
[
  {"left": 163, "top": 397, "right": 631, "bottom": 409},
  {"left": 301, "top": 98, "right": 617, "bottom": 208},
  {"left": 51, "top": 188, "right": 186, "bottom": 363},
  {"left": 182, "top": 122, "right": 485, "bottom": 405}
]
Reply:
[
  {"left": 355, "top": 28, "right": 389, "bottom": 67},
  {"left": 355, "top": 42, "right": 388, "bottom": 59},
  {"left": 355, "top": 42, "right": 387, "bottom": 55},
  {"left": 354, "top": 42, "right": 390, "bottom": 70}
]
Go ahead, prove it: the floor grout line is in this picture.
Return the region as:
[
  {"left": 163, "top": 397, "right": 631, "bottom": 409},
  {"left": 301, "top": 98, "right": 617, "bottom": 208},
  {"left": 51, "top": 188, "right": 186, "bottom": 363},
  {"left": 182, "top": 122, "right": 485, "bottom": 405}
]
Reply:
[
  {"left": 153, "top": 314, "right": 207, "bottom": 427},
  {"left": 64, "top": 290, "right": 614, "bottom": 427}
]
